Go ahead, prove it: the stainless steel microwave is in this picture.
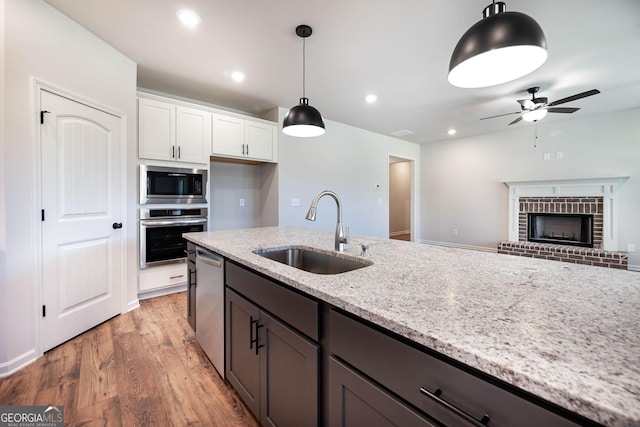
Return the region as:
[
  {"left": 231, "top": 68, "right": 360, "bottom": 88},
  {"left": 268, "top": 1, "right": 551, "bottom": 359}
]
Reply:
[{"left": 140, "top": 165, "right": 208, "bottom": 205}]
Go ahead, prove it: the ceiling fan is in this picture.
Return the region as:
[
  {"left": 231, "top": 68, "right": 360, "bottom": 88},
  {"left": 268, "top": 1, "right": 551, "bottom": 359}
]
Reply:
[{"left": 480, "top": 87, "right": 601, "bottom": 125}]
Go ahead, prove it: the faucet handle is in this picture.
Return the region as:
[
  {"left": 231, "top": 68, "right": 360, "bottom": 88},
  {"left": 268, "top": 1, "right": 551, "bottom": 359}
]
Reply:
[{"left": 360, "top": 244, "right": 370, "bottom": 257}]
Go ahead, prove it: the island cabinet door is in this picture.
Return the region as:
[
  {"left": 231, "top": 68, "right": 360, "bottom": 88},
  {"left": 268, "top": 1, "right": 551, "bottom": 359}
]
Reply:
[
  {"left": 329, "top": 357, "right": 437, "bottom": 427},
  {"left": 259, "top": 311, "right": 319, "bottom": 427},
  {"left": 226, "top": 289, "right": 260, "bottom": 417}
]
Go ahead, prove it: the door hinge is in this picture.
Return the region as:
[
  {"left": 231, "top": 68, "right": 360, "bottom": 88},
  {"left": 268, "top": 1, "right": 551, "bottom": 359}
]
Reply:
[
  {"left": 40, "top": 110, "right": 51, "bottom": 125},
  {"left": 41, "top": 209, "right": 45, "bottom": 221},
  {"left": 42, "top": 305, "right": 46, "bottom": 317}
]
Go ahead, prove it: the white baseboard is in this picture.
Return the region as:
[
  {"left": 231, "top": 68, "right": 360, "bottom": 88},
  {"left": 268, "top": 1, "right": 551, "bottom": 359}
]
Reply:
[
  {"left": 0, "top": 349, "right": 37, "bottom": 378},
  {"left": 418, "top": 240, "right": 498, "bottom": 253},
  {"left": 628, "top": 264, "right": 640, "bottom": 272},
  {"left": 138, "top": 284, "right": 187, "bottom": 301},
  {"left": 126, "top": 298, "right": 140, "bottom": 312}
]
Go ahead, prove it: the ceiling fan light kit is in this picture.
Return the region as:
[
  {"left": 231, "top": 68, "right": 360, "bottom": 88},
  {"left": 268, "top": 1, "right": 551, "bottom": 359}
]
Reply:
[
  {"left": 522, "top": 109, "right": 547, "bottom": 122},
  {"left": 480, "top": 86, "right": 601, "bottom": 126},
  {"left": 448, "top": 1, "right": 547, "bottom": 88},
  {"left": 283, "top": 25, "right": 326, "bottom": 137}
]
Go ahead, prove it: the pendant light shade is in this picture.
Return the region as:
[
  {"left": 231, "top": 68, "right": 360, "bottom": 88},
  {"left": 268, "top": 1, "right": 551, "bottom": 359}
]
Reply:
[
  {"left": 448, "top": 2, "right": 547, "bottom": 88},
  {"left": 283, "top": 25, "right": 325, "bottom": 137}
]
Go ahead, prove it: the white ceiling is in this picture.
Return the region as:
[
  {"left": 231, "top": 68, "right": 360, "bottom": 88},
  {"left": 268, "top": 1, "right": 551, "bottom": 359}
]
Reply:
[{"left": 44, "top": 0, "right": 640, "bottom": 144}]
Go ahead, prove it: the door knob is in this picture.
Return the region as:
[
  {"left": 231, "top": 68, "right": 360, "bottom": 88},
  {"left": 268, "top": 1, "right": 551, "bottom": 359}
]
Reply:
[{"left": 112, "top": 222, "right": 123, "bottom": 229}]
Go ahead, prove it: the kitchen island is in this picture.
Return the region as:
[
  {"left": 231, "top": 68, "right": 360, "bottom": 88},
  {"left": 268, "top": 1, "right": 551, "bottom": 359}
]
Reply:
[{"left": 185, "top": 226, "right": 640, "bottom": 427}]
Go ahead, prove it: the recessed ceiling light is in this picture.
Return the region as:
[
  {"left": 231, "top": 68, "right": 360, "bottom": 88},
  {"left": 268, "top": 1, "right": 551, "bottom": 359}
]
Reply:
[
  {"left": 230, "top": 71, "right": 245, "bottom": 82},
  {"left": 176, "top": 9, "right": 201, "bottom": 28},
  {"left": 448, "top": 129, "right": 457, "bottom": 135},
  {"left": 364, "top": 94, "right": 378, "bottom": 104}
]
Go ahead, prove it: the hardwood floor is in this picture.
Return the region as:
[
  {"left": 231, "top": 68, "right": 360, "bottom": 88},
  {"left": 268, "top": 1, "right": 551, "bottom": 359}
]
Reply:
[
  {"left": 390, "top": 233, "right": 411, "bottom": 241},
  {"left": 0, "top": 292, "right": 259, "bottom": 427}
]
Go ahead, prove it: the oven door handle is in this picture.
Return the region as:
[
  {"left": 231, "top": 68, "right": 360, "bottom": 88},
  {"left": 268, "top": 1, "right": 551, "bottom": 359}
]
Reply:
[{"left": 140, "top": 218, "right": 208, "bottom": 227}]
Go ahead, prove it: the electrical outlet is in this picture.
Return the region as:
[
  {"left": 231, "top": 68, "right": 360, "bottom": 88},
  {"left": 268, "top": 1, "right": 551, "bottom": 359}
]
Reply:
[
  {"left": 627, "top": 243, "right": 636, "bottom": 252},
  {"left": 291, "top": 198, "right": 300, "bottom": 207},
  {"left": 453, "top": 229, "right": 458, "bottom": 236},
  {"left": 543, "top": 153, "right": 551, "bottom": 160},
  {"left": 239, "top": 198, "right": 245, "bottom": 207},
  {"left": 556, "top": 151, "right": 564, "bottom": 160}
]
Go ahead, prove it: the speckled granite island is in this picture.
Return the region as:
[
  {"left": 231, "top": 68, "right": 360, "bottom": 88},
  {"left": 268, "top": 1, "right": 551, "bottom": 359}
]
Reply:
[{"left": 184, "top": 226, "right": 640, "bottom": 427}]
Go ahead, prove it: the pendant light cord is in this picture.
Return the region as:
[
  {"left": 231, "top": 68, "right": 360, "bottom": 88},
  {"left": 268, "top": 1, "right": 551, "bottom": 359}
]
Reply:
[{"left": 302, "top": 36, "right": 306, "bottom": 99}]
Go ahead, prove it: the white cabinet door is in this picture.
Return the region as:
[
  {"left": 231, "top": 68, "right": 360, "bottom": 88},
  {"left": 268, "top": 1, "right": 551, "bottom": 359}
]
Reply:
[
  {"left": 176, "top": 106, "right": 211, "bottom": 164},
  {"left": 245, "top": 121, "right": 275, "bottom": 161},
  {"left": 212, "top": 114, "right": 245, "bottom": 158},
  {"left": 138, "top": 98, "right": 175, "bottom": 161}
]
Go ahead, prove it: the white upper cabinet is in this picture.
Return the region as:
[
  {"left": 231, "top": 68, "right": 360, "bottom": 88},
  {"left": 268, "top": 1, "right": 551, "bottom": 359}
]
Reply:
[
  {"left": 211, "top": 115, "right": 245, "bottom": 158},
  {"left": 245, "top": 121, "right": 276, "bottom": 161},
  {"left": 212, "top": 114, "right": 277, "bottom": 163},
  {"left": 176, "top": 106, "right": 211, "bottom": 164},
  {"left": 138, "top": 98, "right": 175, "bottom": 161},
  {"left": 138, "top": 98, "right": 210, "bottom": 165},
  {"left": 139, "top": 95, "right": 277, "bottom": 165}
]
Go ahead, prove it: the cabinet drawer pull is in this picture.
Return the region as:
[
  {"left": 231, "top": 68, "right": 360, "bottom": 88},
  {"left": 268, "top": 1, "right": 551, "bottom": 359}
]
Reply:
[
  {"left": 169, "top": 274, "right": 185, "bottom": 280},
  {"left": 242, "top": 144, "right": 246, "bottom": 155},
  {"left": 250, "top": 316, "right": 256, "bottom": 349},
  {"left": 419, "top": 387, "right": 490, "bottom": 427}
]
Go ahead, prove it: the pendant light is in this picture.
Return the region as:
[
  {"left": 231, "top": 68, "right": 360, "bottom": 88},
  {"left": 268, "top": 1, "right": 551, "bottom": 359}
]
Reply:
[
  {"left": 283, "top": 25, "right": 325, "bottom": 137},
  {"left": 448, "top": 1, "right": 547, "bottom": 88}
]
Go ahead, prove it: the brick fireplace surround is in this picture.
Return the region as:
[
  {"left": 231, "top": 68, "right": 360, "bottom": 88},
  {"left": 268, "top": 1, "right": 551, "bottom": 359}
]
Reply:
[{"left": 499, "top": 178, "right": 629, "bottom": 270}]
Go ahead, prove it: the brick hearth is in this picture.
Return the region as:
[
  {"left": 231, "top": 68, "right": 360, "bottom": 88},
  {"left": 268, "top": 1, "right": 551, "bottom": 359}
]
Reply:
[{"left": 497, "top": 241, "right": 628, "bottom": 269}]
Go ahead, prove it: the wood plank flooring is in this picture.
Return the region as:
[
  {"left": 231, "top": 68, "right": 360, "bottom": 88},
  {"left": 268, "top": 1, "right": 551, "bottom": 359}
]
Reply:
[{"left": 0, "top": 292, "right": 259, "bottom": 427}]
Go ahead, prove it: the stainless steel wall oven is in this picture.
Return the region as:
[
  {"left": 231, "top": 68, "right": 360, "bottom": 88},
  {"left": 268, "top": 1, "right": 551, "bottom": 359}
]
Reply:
[
  {"left": 139, "top": 208, "right": 208, "bottom": 269},
  {"left": 140, "top": 165, "right": 208, "bottom": 205}
]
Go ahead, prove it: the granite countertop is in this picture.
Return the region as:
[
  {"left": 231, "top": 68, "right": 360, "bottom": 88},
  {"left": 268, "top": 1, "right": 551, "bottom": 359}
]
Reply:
[{"left": 184, "top": 226, "right": 640, "bottom": 427}]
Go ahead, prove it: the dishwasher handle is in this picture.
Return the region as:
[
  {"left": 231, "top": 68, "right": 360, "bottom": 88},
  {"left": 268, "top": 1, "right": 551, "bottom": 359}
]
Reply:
[{"left": 196, "top": 248, "right": 223, "bottom": 268}]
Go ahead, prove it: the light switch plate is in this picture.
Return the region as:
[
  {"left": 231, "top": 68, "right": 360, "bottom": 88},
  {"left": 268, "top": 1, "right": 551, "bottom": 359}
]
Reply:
[{"left": 291, "top": 198, "right": 300, "bottom": 207}]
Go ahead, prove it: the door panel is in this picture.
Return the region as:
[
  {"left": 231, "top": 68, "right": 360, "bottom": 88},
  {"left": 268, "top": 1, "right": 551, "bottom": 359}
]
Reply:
[
  {"left": 260, "top": 311, "right": 319, "bottom": 427},
  {"left": 41, "top": 89, "right": 123, "bottom": 351},
  {"left": 226, "top": 289, "right": 260, "bottom": 417}
]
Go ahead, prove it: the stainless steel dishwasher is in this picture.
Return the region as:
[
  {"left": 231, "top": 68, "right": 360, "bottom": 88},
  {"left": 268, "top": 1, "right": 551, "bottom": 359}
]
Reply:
[{"left": 195, "top": 246, "right": 225, "bottom": 379}]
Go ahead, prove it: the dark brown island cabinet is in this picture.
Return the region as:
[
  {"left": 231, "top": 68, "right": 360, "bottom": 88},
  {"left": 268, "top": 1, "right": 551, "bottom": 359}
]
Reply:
[{"left": 213, "top": 257, "right": 603, "bottom": 427}]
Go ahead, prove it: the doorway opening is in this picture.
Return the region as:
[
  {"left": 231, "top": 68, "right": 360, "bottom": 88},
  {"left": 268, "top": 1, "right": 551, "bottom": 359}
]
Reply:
[{"left": 388, "top": 155, "right": 414, "bottom": 241}]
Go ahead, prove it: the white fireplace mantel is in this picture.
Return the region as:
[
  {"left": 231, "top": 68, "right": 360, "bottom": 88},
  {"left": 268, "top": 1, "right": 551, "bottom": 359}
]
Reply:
[{"left": 503, "top": 177, "right": 629, "bottom": 251}]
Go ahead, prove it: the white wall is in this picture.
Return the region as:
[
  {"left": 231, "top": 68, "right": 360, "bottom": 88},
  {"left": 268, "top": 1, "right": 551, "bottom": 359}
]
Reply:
[
  {"left": 420, "top": 108, "right": 640, "bottom": 268},
  {"left": 0, "top": 0, "right": 7, "bottom": 371},
  {"left": 1, "top": 0, "right": 137, "bottom": 375},
  {"left": 209, "top": 161, "right": 265, "bottom": 230},
  {"left": 277, "top": 108, "right": 420, "bottom": 238}
]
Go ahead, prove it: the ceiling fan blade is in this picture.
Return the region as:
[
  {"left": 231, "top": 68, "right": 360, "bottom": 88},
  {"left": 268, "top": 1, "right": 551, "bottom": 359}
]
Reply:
[
  {"left": 547, "top": 107, "right": 580, "bottom": 114},
  {"left": 508, "top": 116, "right": 523, "bottom": 125},
  {"left": 547, "top": 89, "right": 600, "bottom": 106},
  {"left": 480, "top": 111, "right": 521, "bottom": 120}
]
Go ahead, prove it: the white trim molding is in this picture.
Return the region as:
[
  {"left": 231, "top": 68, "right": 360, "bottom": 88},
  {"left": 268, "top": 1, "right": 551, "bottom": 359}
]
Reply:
[{"left": 504, "top": 177, "right": 629, "bottom": 251}]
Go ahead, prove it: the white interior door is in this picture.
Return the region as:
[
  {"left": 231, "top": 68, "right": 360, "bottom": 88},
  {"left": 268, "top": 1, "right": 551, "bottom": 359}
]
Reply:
[{"left": 40, "top": 89, "right": 123, "bottom": 351}]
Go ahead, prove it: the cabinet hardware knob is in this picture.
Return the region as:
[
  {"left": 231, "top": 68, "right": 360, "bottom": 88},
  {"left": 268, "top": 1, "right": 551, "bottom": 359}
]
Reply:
[{"left": 419, "top": 387, "right": 490, "bottom": 427}]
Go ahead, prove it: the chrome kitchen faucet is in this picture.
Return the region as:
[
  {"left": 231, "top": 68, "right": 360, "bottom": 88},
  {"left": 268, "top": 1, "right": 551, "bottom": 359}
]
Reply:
[{"left": 306, "top": 190, "right": 349, "bottom": 252}]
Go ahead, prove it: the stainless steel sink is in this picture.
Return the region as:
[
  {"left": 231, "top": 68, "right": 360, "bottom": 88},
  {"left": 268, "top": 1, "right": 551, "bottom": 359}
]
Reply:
[{"left": 253, "top": 246, "right": 372, "bottom": 275}]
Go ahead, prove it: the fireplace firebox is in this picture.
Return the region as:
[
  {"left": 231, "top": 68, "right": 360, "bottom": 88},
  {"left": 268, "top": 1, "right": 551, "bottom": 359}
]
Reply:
[{"left": 527, "top": 213, "right": 593, "bottom": 248}]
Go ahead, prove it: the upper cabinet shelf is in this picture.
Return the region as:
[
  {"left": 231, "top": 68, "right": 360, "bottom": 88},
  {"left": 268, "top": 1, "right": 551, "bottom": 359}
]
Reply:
[{"left": 138, "top": 95, "right": 278, "bottom": 165}]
